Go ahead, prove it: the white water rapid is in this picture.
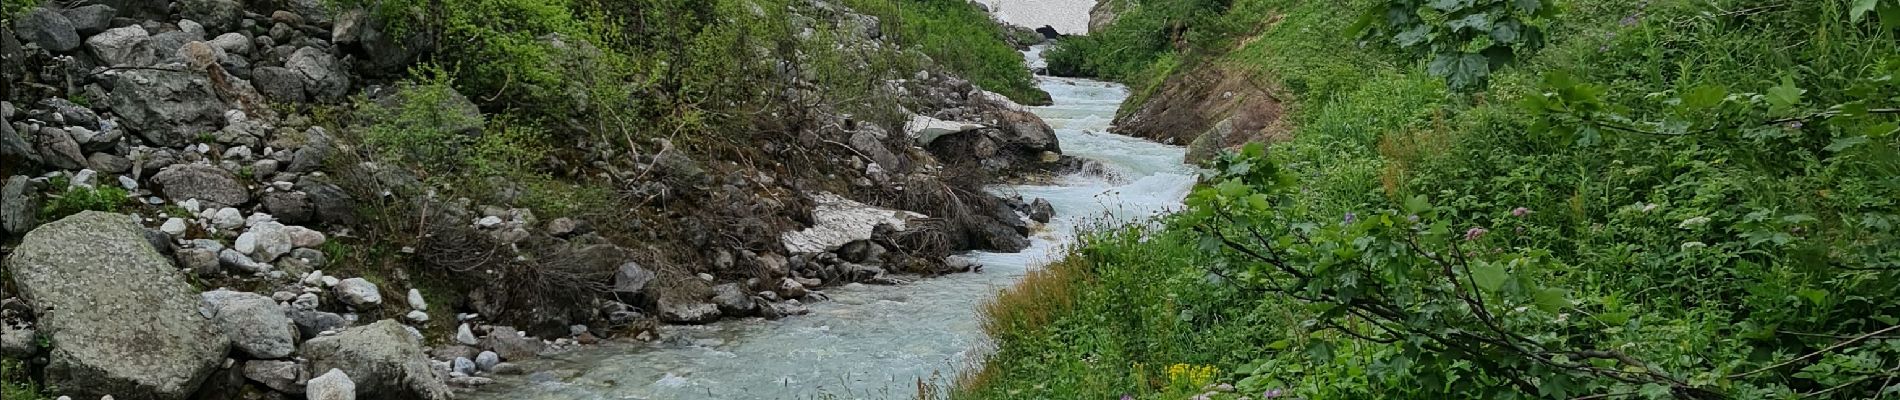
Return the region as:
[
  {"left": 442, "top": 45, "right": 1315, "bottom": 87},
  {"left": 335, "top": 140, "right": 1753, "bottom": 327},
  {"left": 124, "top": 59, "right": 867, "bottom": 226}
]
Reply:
[{"left": 469, "top": 46, "right": 1195, "bottom": 400}]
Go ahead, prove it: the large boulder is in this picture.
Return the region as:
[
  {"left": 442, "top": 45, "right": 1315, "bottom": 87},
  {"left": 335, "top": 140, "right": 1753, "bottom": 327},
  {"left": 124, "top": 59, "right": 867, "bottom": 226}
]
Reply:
[
  {"left": 301, "top": 320, "right": 452, "bottom": 400},
  {"left": 201, "top": 290, "right": 299, "bottom": 359},
  {"left": 4, "top": 211, "right": 228, "bottom": 400},
  {"left": 252, "top": 66, "right": 306, "bottom": 103},
  {"left": 151, "top": 163, "right": 251, "bottom": 207},
  {"left": 106, "top": 68, "right": 226, "bottom": 147},
  {"left": 35, "top": 127, "right": 87, "bottom": 170},
  {"left": 177, "top": 0, "right": 242, "bottom": 32},
  {"left": 306, "top": 368, "right": 356, "bottom": 400},
  {"left": 241, "top": 360, "right": 305, "bottom": 394},
  {"left": 286, "top": 47, "right": 349, "bottom": 102},
  {"left": 13, "top": 8, "right": 81, "bottom": 53},
  {"left": 60, "top": 5, "right": 117, "bottom": 35},
  {"left": 479, "top": 326, "right": 545, "bottom": 361},
  {"left": 87, "top": 25, "right": 157, "bottom": 68},
  {"left": 710, "top": 283, "right": 757, "bottom": 316}
]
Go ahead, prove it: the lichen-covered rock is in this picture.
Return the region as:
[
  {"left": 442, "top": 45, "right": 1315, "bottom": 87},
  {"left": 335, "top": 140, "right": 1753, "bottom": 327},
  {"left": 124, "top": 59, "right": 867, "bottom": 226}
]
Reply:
[
  {"left": 87, "top": 25, "right": 156, "bottom": 67},
  {"left": 106, "top": 69, "right": 226, "bottom": 147},
  {"left": 59, "top": 4, "right": 116, "bottom": 35},
  {"left": 287, "top": 47, "right": 349, "bottom": 101},
  {"left": 4, "top": 211, "right": 228, "bottom": 399},
  {"left": 151, "top": 163, "right": 250, "bottom": 207},
  {"left": 2, "top": 176, "right": 41, "bottom": 234},
  {"left": 305, "top": 368, "right": 356, "bottom": 400},
  {"left": 301, "top": 320, "right": 451, "bottom": 400},
  {"left": 14, "top": 8, "right": 81, "bottom": 53},
  {"left": 241, "top": 360, "right": 305, "bottom": 394}
]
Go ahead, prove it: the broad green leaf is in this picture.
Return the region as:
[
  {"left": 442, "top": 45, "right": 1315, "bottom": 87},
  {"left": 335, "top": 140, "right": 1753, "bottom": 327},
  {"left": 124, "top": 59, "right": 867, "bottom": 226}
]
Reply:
[
  {"left": 1428, "top": 0, "right": 1469, "bottom": 12},
  {"left": 1854, "top": 0, "right": 1879, "bottom": 23},
  {"left": 1396, "top": 24, "right": 1432, "bottom": 47},
  {"left": 1534, "top": 287, "right": 1571, "bottom": 312},
  {"left": 1798, "top": 288, "right": 1829, "bottom": 306},
  {"left": 1681, "top": 84, "right": 1727, "bottom": 110},
  {"left": 1825, "top": 135, "right": 1871, "bottom": 152},
  {"left": 1513, "top": 0, "right": 1542, "bottom": 14},
  {"left": 1448, "top": 13, "right": 1491, "bottom": 32},
  {"left": 1766, "top": 77, "right": 1805, "bottom": 111},
  {"left": 1883, "top": 2, "right": 1900, "bottom": 29},
  {"left": 1404, "top": 195, "right": 1432, "bottom": 214},
  {"left": 1470, "top": 262, "right": 1507, "bottom": 292},
  {"left": 1490, "top": 20, "right": 1521, "bottom": 44}
]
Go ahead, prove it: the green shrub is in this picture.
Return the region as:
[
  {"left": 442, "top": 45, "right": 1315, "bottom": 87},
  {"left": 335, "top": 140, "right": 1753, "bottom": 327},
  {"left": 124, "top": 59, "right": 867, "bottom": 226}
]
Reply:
[
  {"left": 39, "top": 185, "right": 129, "bottom": 221},
  {"left": 1, "top": 358, "right": 51, "bottom": 400},
  {"left": 838, "top": 0, "right": 1049, "bottom": 105},
  {"left": 967, "top": 0, "right": 1900, "bottom": 399}
]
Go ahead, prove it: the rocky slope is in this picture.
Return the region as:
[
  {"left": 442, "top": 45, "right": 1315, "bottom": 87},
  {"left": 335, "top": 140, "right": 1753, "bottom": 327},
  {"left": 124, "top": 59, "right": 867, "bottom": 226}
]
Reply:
[{"left": 0, "top": 0, "right": 1067, "bottom": 398}]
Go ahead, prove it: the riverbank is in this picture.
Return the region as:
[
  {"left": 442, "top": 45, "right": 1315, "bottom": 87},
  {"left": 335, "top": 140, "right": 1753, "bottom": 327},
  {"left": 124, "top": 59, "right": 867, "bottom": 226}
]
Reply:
[
  {"left": 468, "top": 51, "right": 1196, "bottom": 400},
  {"left": 958, "top": 0, "right": 1900, "bottom": 399}
]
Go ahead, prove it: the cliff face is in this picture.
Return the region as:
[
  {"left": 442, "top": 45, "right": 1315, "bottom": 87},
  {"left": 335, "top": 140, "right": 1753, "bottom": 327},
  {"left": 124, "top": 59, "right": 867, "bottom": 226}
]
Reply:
[
  {"left": 1110, "top": 64, "right": 1289, "bottom": 164},
  {"left": 0, "top": 0, "right": 1064, "bottom": 397}
]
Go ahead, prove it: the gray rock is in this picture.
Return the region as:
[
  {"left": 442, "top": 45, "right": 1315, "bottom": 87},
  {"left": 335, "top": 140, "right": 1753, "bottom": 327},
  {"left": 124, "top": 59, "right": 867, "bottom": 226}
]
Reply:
[
  {"left": 474, "top": 351, "right": 500, "bottom": 371},
  {"left": 612, "top": 261, "right": 655, "bottom": 294},
  {"left": 290, "top": 310, "right": 347, "bottom": 339},
  {"left": 301, "top": 320, "right": 451, "bottom": 400},
  {"left": 35, "top": 127, "right": 87, "bottom": 170},
  {"left": 2, "top": 176, "right": 40, "bottom": 234},
  {"left": 41, "top": 98, "right": 102, "bottom": 129},
  {"left": 210, "top": 32, "right": 252, "bottom": 54},
  {"left": 106, "top": 69, "right": 225, "bottom": 147},
  {"left": 300, "top": 177, "right": 355, "bottom": 224},
  {"left": 305, "top": 368, "right": 356, "bottom": 400},
  {"left": 86, "top": 25, "right": 155, "bottom": 67},
  {"left": 5, "top": 211, "right": 228, "bottom": 399},
  {"left": 333, "top": 278, "right": 382, "bottom": 308},
  {"left": 489, "top": 362, "right": 526, "bottom": 375},
  {"left": 451, "top": 357, "right": 475, "bottom": 376},
  {"left": 776, "top": 277, "right": 809, "bottom": 299},
  {"left": 201, "top": 290, "right": 299, "bottom": 359},
  {"left": 1, "top": 121, "right": 36, "bottom": 164},
  {"left": 1027, "top": 198, "right": 1054, "bottom": 223},
  {"left": 657, "top": 296, "right": 721, "bottom": 324},
  {"left": 286, "top": 225, "right": 326, "bottom": 248},
  {"left": 60, "top": 5, "right": 116, "bottom": 35},
  {"left": 88, "top": 152, "right": 132, "bottom": 174},
  {"left": 406, "top": 289, "right": 427, "bottom": 311},
  {"left": 178, "top": 0, "right": 241, "bottom": 32},
  {"left": 176, "top": 247, "right": 220, "bottom": 274},
  {"left": 481, "top": 326, "right": 546, "bottom": 360},
  {"left": 152, "top": 163, "right": 250, "bottom": 207},
  {"left": 218, "top": 248, "right": 272, "bottom": 274},
  {"left": 242, "top": 360, "right": 305, "bottom": 394},
  {"left": 454, "top": 323, "right": 479, "bottom": 346},
  {"left": 14, "top": 9, "right": 81, "bottom": 52},
  {"left": 544, "top": 217, "right": 589, "bottom": 237},
  {"left": 237, "top": 221, "right": 295, "bottom": 261},
  {"left": 711, "top": 283, "right": 757, "bottom": 316},
  {"left": 253, "top": 66, "right": 307, "bottom": 103},
  {"left": 0, "top": 323, "right": 34, "bottom": 358},
  {"left": 259, "top": 190, "right": 310, "bottom": 227},
  {"left": 287, "top": 47, "right": 349, "bottom": 101}
]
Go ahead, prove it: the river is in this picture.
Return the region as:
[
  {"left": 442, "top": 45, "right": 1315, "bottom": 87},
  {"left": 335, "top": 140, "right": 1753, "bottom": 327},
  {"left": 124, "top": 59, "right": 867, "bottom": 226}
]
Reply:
[{"left": 468, "top": 46, "right": 1194, "bottom": 400}]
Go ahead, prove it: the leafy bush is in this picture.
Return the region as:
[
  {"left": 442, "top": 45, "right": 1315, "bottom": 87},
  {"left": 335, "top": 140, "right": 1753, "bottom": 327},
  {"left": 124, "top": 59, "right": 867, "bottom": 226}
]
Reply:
[
  {"left": 966, "top": 0, "right": 1900, "bottom": 399},
  {"left": 39, "top": 185, "right": 129, "bottom": 221},
  {"left": 1352, "top": 0, "right": 1557, "bottom": 89},
  {"left": 838, "top": 0, "right": 1049, "bottom": 105}
]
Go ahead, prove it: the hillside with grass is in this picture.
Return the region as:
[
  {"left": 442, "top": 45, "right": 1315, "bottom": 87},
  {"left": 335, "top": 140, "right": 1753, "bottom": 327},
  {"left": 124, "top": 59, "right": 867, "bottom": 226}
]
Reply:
[{"left": 962, "top": 0, "right": 1900, "bottom": 399}]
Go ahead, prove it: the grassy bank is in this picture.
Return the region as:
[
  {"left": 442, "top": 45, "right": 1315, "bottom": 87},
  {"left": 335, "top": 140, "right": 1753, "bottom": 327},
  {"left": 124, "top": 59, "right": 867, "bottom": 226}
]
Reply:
[{"left": 964, "top": 0, "right": 1900, "bottom": 398}]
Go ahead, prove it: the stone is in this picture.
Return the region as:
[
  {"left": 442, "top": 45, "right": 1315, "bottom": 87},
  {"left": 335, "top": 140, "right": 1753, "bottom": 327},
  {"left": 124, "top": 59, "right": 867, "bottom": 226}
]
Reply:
[
  {"left": 105, "top": 68, "right": 226, "bottom": 147},
  {"left": 87, "top": 152, "right": 132, "bottom": 174},
  {"left": 36, "top": 127, "right": 87, "bottom": 170},
  {"left": 238, "top": 222, "right": 295, "bottom": 261},
  {"left": 406, "top": 289, "right": 427, "bottom": 311},
  {"left": 905, "top": 114, "right": 988, "bottom": 146},
  {"left": 160, "top": 217, "right": 188, "bottom": 235},
  {"left": 60, "top": 5, "right": 116, "bottom": 35},
  {"left": 1027, "top": 198, "right": 1055, "bottom": 223},
  {"left": 300, "top": 178, "right": 354, "bottom": 224},
  {"left": 242, "top": 360, "right": 305, "bottom": 394},
  {"left": 451, "top": 357, "right": 475, "bottom": 376},
  {"left": 711, "top": 283, "right": 758, "bottom": 316},
  {"left": 201, "top": 290, "right": 299, "bottom": 359},
  {"left": 211, "top": 207, "right": 245, "bottom": 229},
  {"left": 0, "top": 323, "right": 34, "bottom": 358},
  {"left": 776, "top": 278, "right": 809, "bottom": 299},
  {"left": 404, "top": 310, "right": 428, "bottom": 323},
  {"left": 612, "top": 261, "right": 655, "bottom": 294},
  {"left": 5, "top": 212, "right": 227, "bottom": 399},
  {"left": 218, "top": 248, "right": 272, "bottom": 274},
  {"left": 178, "top": 0, "right": 241, "bottom": 32},
  {"left": 657, "top": 295, "right": 721, "bottom": 324},
  {"left": 15, "top": 9, "right": 81, "bottom": 52},
  {"left": 334, "top": 278, "right": 382, "bottom": 308},
  {"left": 153, "top": 164, "right": 250, "bottom": 207},
  {"left": 290, "top": 309, "right": 346, "bottom": 339},
  {"left": 301, "top": 320, "right": 451, "bottom": 400},
  {"left": 209, "top": 32, "right": 251, "bottom": 54},
  {"left": 544, "top": 217, "right": 589, "bottom": 237},
  {"left": 2, "top": 176, "right": 40, "bottom": 234},
  {"left": 454, "top": 323, "right": 480, "bottom": 346},
  {"left": 474, "top": 351, "right": 500, "bottom": 371},
  {"left": 285, "top": 225, "right": 326, "bottom": 248},
  {"left": 287, "top": 47, "right": 349, "bottom": 101},
  {"left": 175, "top": 247, "right": 219, "bottom": 274},
  {"left": 1, "top": 121, "right": 36, "bottom": 165},
  {"left": 42, "top": 98, "right": 102, "bottom": 129},
  {"left": 86, "top": 25, "right": 155, "bottom": 67},
  {"left": 489, "top": 363, "right": 526, "bottom": 375},
  {"left": 481, "top": 326, "right": 546, "bottom": 361},
  {"left": 253, "top": 66, "right": 307, "bottom": 103},
  {"left": 305, "top": 368, "right": 355, "bottom": 400},
  {"left": 447, "top": 376, "right": 494, "bottom": 387}
]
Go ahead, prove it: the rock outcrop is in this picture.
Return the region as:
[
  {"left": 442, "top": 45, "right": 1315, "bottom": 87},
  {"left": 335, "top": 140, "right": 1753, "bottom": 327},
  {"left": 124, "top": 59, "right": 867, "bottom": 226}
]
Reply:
[
  {"left": 301, "top": 320, "right": 451, "bottom": 400},
  {"left": 5, "top": 211, "right": 228, "bottom": 400}
]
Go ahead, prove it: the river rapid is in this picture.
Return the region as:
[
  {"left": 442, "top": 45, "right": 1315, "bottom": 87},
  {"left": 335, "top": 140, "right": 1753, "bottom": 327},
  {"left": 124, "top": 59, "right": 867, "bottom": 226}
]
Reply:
[{"left": 470, "top": 47, "right": 1195, "bottom": 400}]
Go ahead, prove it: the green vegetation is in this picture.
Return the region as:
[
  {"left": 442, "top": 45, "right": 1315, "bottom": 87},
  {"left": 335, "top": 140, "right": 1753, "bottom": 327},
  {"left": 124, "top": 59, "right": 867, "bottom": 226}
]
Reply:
[
  {"left": 39, "top": 184, "right": 129, "bottom": 221},
  {"left": 967, "top": 0, "right": 1900, "bottom": 399},
  {"left": 1, "top": 358, "right": 50, "bottom": 400},
  {"left": 838, "top": 0, "right": 1049, "bottom": 105}
]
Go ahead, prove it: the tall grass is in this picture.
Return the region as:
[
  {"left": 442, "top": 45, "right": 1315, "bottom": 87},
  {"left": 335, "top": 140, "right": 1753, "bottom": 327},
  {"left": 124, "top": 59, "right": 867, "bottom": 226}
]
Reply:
[{"left": 839, "top": 0, "right": 1050, "bottom": 105}]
